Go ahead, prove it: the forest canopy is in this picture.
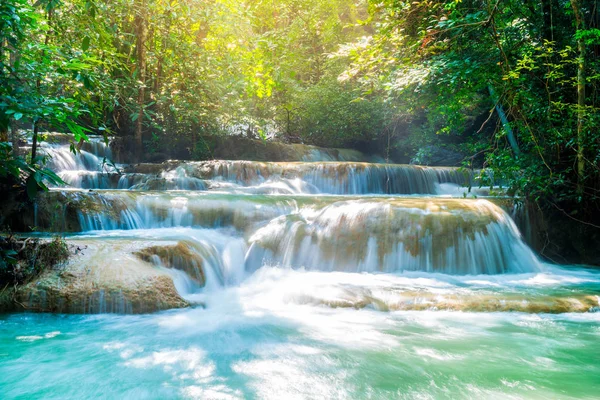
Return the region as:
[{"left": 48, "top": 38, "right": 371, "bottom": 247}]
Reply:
[{"left": 1, "top": 0, "right": 600, "bottom": 219}]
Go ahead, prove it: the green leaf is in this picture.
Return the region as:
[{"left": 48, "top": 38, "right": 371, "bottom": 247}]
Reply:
[
  {"left": 32, "top": 170, "right": 41, "bottom": 183},
  {"left": 13, "top": 112, "right": 23, "bottom": 120},
  {"left": 26, "top": 176, "right": 38, "bottom": 199},
  {"left": 39, "top": 168, "right": 65, "bottom": 186},
  {"left": 82, "top": 36, "right": 90, "bottom": 51},
  {"left": 65, "top": 120, "right": 90, "bottom": 143}
]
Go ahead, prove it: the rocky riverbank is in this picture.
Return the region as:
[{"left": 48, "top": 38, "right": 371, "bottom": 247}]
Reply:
[{"left": 0, "top": 239, "right": 190, "bottom": 314}]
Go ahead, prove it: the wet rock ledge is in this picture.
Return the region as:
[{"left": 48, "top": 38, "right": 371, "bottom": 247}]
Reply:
[{"left": 0, "top": 239, "right": 189, "bottom": 314}]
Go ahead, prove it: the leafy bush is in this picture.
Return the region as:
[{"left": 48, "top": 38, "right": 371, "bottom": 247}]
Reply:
[{"left": 0, "top": 142, "right": 64, "bottom": 199}]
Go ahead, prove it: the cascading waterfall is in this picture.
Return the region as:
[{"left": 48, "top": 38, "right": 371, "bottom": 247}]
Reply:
[
  {"left": 23, "top": 132, "right": 590, "bottom": 295},
  {"left": 43, "top": 190, "right": 537, "bottom": 276},
  {"left": 28, "top": 134, "right": 534, "bottom": 280},
  {"left": 245, "top": 198, "right": 538, "bottom": 275},
  {"left": 36, "top": 134, "right": 117, "bottom": 189},
  {"left": 139, "top": 160, "right": 479, "bottom": 194},
  {"left": 40, "top": 136, "right": 486, "bottom": 194}
]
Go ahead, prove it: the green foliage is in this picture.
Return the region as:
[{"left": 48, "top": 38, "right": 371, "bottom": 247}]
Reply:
[
  {"left": 191, "top": 136, "right": 213, "bottom": 161},
  {"left": 0, "top": 0, "right": 101, "bottom": 129},
  {"left": 291, "top": 78, "right": 387, "bottom": 148},
  {"left": 341, "top": 0, "right": 600, "bottom": 215},
  {"left": 0, "top": 0, "right": 102, "bottom": 196},
  {"left": 0, "top": 142, "right": 64, "bottom": 199},
  {"left": 1, "top": 0, "right": 384, "bottom": 157}
]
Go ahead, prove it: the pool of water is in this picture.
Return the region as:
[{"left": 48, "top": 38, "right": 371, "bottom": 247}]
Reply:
[{"left": 2, "top": 267, "right": 600, "bottom": 399}]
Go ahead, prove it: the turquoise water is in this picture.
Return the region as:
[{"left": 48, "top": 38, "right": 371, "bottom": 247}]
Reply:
[{"left": 2, "top": 267, "right": 600, "bottom": 400}]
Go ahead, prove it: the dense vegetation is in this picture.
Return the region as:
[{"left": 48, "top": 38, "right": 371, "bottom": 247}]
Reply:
[
  {"left": 1, "top": 0, "right": 599, "bottom": 243},
  {"left": 1, "top": 0, "right": 385, "bottom": 157},
  {"left": 345, "top": 0, "right": 600, "bottom": 222}
]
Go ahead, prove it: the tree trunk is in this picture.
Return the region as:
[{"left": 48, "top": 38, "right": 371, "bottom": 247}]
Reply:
[
  {"left": 31, "top": 121, "right": 39, "bottom": 161},
  {"left": 571, "top": 0, "right": 586, "bottom": 190},
  {"left": 0, "top": 39, "right": 10, "bottom": 142},
  {"left": 540, "top": 0, "right": 554, "bottom": 42},
  {"left": 154, "top": 11, "right": 170, "bottom": 129},
  {"left": 134, "top": 0, "right": 147, "bottom": 161},
  {"left": 31, "top": 8, "right": 53, "bottom": 164},
  {"left": 0, "top": 119, "right": 7, "bottom": 143},
  {"left": 8, "top": 39, "right": 20, "bottom": 153}
]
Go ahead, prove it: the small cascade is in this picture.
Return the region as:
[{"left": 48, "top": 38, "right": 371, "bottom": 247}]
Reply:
[
  {"left": 28, "top": 190, "right": 541, "bottom": 278},
  {"left": 127, "top": 167, "right": 207, "bottom": 191},
  {"left": 245, "top": 198, "right": 539, "bottom": 275},
  {"left": 59, "top": 171, "right": 119, "bottom": 189},
  {"left": 34, "top": 134, "right": 119, "bottom": 189},
  {"left": 33, "top": 131, "right": 491, "bottom": 194},
  {"left": 176, "top": 160, "right": 475, "bottom": 195},
  {"left": 59, "top": 159, "right": 481, "bottom": 193},
  {"left": 38, "top": 135, "right": 112, "bottom": 172},
  {"left": 65, "top": 191, "right": 298, "bottom": 231},
  {"left": 134, "top": 237, "right": 247, "bottom": 290}
]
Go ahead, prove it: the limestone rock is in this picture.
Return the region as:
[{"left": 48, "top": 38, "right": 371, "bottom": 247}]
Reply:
[{"left": 6, "top": 239, "right": 189, "bottom": 314}]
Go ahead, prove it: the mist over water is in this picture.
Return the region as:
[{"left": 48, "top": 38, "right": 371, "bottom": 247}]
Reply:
[{"left": 3, "top": 135, "right": 600, "bottom": 399}]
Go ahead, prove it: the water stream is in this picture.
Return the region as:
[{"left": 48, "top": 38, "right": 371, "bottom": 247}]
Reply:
[{"left": 1, "top": 135, "right": 599, "bottom": 399}]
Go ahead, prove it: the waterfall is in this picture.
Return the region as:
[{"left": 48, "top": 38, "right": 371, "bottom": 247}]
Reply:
[
  {"left": 40, "top": 137, "right": 489, "bottom": 194},
  {"left": 177, "top": 160, "right": 476, "bottom": 194},
  {"left": 245, "top": 198, "right": 538, "bottom": 275},
  {"left": 31, "top": 190, "right": 540, "bottom": 278},
  {"left": 19, "top": 133, "right": 539, "bottom": 296}
]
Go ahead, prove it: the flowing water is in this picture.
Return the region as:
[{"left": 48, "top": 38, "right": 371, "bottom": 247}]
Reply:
[{"left": 1, "top": 135, "right": 599, "bottom": 399}]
